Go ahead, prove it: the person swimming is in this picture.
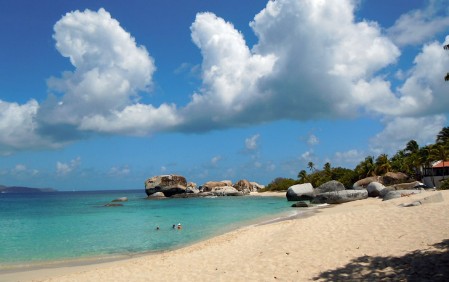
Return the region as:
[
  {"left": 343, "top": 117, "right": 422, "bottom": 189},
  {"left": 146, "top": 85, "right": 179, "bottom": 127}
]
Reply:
[{"left": 177, "top": 223, "right": 182, "bottom": 230}]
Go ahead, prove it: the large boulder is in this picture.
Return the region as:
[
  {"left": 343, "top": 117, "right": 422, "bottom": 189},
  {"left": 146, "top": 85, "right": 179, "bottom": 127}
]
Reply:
[
  {"left": 366, "top": 182, "right": 386, "bottom": 197},
  {"left": 233, "top": 179, "right": 252, "bottom": 194},
  {"left": 381, "top": 172, "right": 410, "bottom": 186},
  {"left": 250, "top": 182, "right": 265, "bottom": 191},
  {"left": 382, "top": 189, "right": 422, "bottom": 201},
  {"left": 201, "top": 181, "right": 231, "bottom": 192},
  {"left": 286, "top": 183, "right": 314, "bottom": 201},
  {"left": 314, "top": 180, "right": 345, "bottom": 194},
  {"left": 291, "top": 201, "right": 310, "bottom": 208},
  {"left": 312, "top": 190, "right": 368, "bottom": 204},
  {"left": 186, "top": 182, "right": 199, "bottom": 194},
  {"left": 211, "top": 186, "right": 243, "bottom": 196},
  {"left": 147, "top": 192, "right": 166, "bottom": 198},
  {"left": 145, "top": 175, "right": 187, "bottom": 197},
  {"left": 353, "top": 176, "right": 381, "bottom": 189},
  {"left": 353, "top": 173, "right": 412, "bottom": 189},
  {"left": 112, "top": 197, "right": 128, "bottom": 202},
  {"left": 389, "top": 181, "right": 422, "bottom": 190}
]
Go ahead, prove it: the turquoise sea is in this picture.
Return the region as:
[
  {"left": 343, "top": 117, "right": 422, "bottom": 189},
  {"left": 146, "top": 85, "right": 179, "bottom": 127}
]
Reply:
[{"left": 0, "top": 190, "right": 293, "bottom": 269}]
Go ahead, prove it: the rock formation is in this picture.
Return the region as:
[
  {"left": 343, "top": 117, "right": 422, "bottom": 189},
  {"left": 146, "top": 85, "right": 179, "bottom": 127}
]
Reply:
[
  {"left": 286, "top": 183, "right": 314, "bottom": 201},
  {"left": 233, "top": 179, "right": 252, "bottom": 194},
  {"left": 312, "top": 190, "right": 368, "bottom": 204},
  {"left": 366, "top": 182, "right": 386, "bottom": 197},
  {"left": 145, "top": 175, "right": 187, "bottom": 197},
  {"left": 314, "top": 180, "right": 345, "bottom": 194}
]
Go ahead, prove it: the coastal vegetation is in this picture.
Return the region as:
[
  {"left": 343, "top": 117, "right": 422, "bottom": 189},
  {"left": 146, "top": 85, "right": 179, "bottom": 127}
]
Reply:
[{"left": 264, "top": 127, "right": 449, "bottom": 191}]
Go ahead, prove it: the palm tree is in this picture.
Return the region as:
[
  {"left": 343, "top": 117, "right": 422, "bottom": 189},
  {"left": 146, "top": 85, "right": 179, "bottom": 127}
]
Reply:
[
  {"left": 375, "top": 154, "right": 392, "bottom": 175},
  {"left": 391, "top": 150, "right": 407, "bottom": 173},
  {"left": 307, "top": 161, "right": 315, "bottom": 172},
  {"left": 297, "top": 170, "right": 308, "bottom": 183},
  {"left": 405, "top": 140, "right": 419, "bottom": 155},
  {"left": 436, "top": 127, "right": 449, "bottom": 145},
  {"left": 420, "top": 145, "right": 435, "bottom": 186},
  {"left": 355, "top": 156, "right": 375, "bottom": 179},
  {"left": 323, "top": 162, "right": 331, "bottom": 176}
]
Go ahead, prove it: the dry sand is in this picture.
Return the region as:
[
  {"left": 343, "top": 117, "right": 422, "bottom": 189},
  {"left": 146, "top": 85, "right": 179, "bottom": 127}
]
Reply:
[{"left": 2, "top": 190, "right": 449, "bottom": 281}]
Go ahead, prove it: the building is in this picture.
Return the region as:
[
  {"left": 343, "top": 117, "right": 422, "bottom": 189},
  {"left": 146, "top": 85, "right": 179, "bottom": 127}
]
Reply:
[{"left": 422, "top": 160, "right": 449, "bottom": 188}]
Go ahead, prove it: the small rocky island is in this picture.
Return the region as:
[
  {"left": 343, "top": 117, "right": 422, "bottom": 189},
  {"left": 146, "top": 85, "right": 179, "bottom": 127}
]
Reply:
[
  {"left": 0, "top": 185, "right": 56, "bottom": 193},
  {"left": 144, "top": 174, "right": 264, "bottom": 198}
]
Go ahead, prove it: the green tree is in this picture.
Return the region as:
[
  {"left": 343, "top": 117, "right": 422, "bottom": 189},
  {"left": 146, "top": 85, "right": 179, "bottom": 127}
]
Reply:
[
  {"left": 264, "top": 177, "right": 297, "bottom": 191},
  {"left": 307, "top": 161, "right": 315, "bottom": 172},
  {"left": 436, "top": 127, "right": 449, "bottom": 145},
  {"left": 355, "top": 156, "right": 375, "bottom": 179},
  {"left": 323, "top": 162, "right": 331, "bottom": 175},
  {"left": 331, "top": 167, "right": 358, "bottom": 188},
  {"left": 375, "top": 154, "right": 392, "bottom": 175},
  {"left": 405, "top": 140, "right": 419, "bottom": 155},
  {"left": 297, "top": 170, "right": 308, "bottom": 183},
  {"left": 420, "top": 145, "right": 435, "bottom": 186},
  {"left": 390, "top": 150, "right": 409, "bottom": 174}
]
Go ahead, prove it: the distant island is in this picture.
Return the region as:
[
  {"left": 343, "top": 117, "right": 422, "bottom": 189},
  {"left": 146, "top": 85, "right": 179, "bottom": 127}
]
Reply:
[{"left": 0, "top": 185, "right": 57, "bottom": 193}]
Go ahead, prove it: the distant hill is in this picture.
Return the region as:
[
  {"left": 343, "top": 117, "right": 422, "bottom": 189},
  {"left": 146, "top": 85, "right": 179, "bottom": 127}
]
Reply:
[{"left": 0, "top": 185, "right": 57, "bottom": 193}]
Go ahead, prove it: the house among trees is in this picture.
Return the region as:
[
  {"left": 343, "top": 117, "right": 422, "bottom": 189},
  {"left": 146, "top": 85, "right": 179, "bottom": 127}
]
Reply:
[{"left": 422, "top": 160, "right": 449, "bottom": 188}]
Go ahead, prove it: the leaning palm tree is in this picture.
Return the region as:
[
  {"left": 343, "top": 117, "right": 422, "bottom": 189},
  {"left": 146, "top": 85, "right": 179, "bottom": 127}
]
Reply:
[
  {"left": 436, "top": 127, "right": 449, "bottom": 145},
  {"left": 297, "top": 170, "right": 308, "bottom": 183},
  {"left": 405, "top": 140, "right": 419, "bottom": 155}
]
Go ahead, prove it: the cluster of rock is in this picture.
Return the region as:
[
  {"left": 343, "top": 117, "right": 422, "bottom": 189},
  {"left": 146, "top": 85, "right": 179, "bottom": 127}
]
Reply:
[
  {"left": 287, "top": 173, "right": 429, "bottom": 206},
  {"left": 145, "top": 175, "right": 264, "bottom": 198},
  {"left": 287, "top": 180, "right": 368, "bottom": 205}
]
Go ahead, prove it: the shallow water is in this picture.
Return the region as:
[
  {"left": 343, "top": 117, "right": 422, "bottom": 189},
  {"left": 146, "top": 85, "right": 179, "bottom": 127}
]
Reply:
[{"left": 0, "top": 190, "right": 293, "bottom": 268}]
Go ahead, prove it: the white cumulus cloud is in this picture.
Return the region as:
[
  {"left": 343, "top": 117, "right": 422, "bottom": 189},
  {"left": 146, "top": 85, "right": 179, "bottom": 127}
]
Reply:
[
  {"left": 245, "top": 134, "right": 260, "bottom": 151},
  {"left": 1, "top": 1, "right": 449, "bottom": 156},
  {"left": 38, "top": 8, "right": 178, "bottom": 138},
  {"left": 387, "top": 0, "right": 449, "bottom": 46},
  {"left": 56, "top": 157, "right": 81, "bottom": 175}
]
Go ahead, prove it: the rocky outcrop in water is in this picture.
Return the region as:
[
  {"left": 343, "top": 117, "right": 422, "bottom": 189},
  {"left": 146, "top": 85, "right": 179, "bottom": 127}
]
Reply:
[
  {"left": 145, "top": 175, "right": 188, "bottom": 197},
  {"left": 145, "top": 176, "right": 263, "bottom": 198}
]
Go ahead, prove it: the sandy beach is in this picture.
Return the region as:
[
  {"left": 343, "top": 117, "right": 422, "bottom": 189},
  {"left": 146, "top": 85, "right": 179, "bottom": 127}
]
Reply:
[{"left": 2, "top": 190, "right": 449, "bottom": 281}]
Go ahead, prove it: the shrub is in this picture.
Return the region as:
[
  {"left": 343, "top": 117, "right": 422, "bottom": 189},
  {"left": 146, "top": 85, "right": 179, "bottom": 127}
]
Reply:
[{"left": 262, "top": 177, "right": 297, "bottom": 192}]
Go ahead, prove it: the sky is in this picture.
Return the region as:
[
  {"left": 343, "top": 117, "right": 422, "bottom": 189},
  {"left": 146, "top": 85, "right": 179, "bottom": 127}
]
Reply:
[{"left": 1, "top": 0, "right": 449, "bottom": 191}]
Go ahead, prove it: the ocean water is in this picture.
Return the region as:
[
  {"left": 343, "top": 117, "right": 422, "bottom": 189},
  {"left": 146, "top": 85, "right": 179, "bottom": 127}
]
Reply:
[{"left": 0, "top": 190, "right": 293, "bottom": 268}]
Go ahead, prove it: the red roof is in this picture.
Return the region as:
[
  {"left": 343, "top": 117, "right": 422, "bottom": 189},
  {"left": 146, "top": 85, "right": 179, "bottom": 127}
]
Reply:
[{"left": 433, "top": 161, "right": 449, "bottom": 168}]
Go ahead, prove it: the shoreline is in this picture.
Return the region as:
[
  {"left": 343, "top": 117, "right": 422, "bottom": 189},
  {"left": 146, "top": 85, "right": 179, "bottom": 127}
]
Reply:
[
  {"left": 249, "top": 191, "right": 286, "bottom": 197},
  {"left": 0, "top": 197, "right": 306, "bottom": 280},
  {"left": 2, "top": 190, "right": 448, "bottom": 281}
]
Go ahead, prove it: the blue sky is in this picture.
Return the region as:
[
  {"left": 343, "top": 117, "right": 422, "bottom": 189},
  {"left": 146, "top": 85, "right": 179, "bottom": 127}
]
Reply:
[{"left": 1, "top": 0, "right": 449, "bottom": 190}]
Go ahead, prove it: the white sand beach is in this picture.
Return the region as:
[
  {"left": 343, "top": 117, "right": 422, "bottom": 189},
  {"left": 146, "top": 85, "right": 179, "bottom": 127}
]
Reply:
[{"left": 3, "top": 190, "right": 449, "bottom": 281}]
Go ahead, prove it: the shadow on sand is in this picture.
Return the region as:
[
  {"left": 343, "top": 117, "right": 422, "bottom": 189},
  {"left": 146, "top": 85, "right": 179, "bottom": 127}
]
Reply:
[{"left": 313, "top": 239, "right": 449, "bottom": 281}]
